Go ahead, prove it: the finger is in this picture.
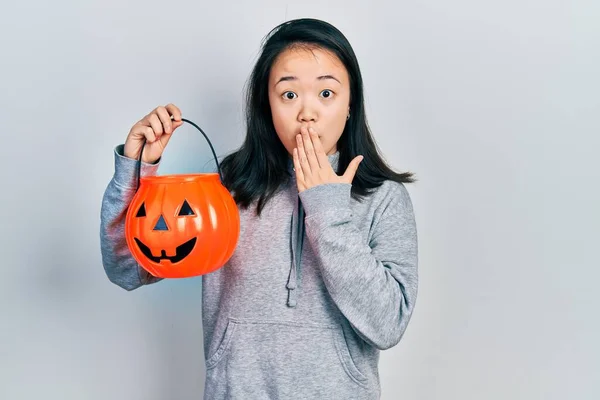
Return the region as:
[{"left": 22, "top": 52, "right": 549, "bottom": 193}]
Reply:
[
  {"left": 156, "top": 107, "right": 173, "bottom": 134},
  {"left": 293, "top": 148, "right": 305, "bottom": 189},
  {"left": 165, "top": 103, "right": 182, "bottom": 121},
  {"left": 158, "top": 128, "right": 174, "bottom": 149},
  {"left": 131, "top": 124, "right": 155, "bottom": 142},
  {"left": 308, "top": 127, "right": 329, "bottom": 168},
  {"left": 296, "top": 132, "right": 311, "bottom": 176},
  {"left": 134, "top": 125, "right": 156, "bottom": 143},
  {"left": 342, "top": 155, "right": 364, "bottom": 183},
  {"left": 147, "top": 113, "right": 164, "bottom": 137},
  {"left": 301, "top": 126, "right": 319, "bottom": 172},
  {"left": 169, "top": 115, "right": 184, "bottom": 128}
]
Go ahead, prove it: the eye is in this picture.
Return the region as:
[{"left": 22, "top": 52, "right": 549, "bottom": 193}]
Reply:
[
  {"left": 320, "top": 89, "right": 334, "bottom": 99},
  {"left": 178, "top": 199, "right": 195, "bottom": 216},
  {"left": 136, "top": 202, "right": 146, "bottom": 217},
  {"left": 282, "top": 91, "right": 297, "bottom": 100}
]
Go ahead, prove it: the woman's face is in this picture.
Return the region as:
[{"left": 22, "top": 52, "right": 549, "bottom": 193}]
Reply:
[{"left": 268, "top": 46, "right": 351, "bottom": 157}]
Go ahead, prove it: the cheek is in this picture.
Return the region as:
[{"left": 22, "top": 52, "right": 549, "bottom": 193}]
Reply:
[
  {"left": 271, "top": 109, "right": 292, "bottom": 138},
  {"left": 320, "top": 106, "right": 348, "bottom": 140},
  {"left": 270, "top": 103, "right": 297, "bottom": 146}
]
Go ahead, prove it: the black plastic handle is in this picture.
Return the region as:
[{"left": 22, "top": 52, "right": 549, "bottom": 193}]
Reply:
[{"left": 135, "top": 118, "right": 223, "bottom": 189}]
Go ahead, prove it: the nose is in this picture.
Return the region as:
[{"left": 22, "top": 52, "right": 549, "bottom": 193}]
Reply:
[
  {"left": 153, "top": 214, "right": 169, "bottom": 231},
  {"left": 298, "top": 101, "right": 318, "bottom": 123}
]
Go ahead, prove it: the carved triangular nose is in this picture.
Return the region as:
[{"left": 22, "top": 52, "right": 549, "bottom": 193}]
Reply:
[{"left": 153, "top": 214, "right": 169, "bottom": 231}]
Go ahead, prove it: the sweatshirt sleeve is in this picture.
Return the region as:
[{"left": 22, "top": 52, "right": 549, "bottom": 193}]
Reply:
[
  {"left": 99, "top": 144, "right": 163, "bottom": 291},
  {"left": 298, "top": 181, "right": 418, "bottom": 350}
]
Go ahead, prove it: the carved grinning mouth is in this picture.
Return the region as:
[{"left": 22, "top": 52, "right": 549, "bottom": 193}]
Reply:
[{"left": 134, "top": 237, "right": 197, "bottom": 263}]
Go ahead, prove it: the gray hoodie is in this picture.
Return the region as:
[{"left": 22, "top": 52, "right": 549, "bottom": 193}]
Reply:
[{"left": 100, "top": 144, "right": 418, "bottom": 399}]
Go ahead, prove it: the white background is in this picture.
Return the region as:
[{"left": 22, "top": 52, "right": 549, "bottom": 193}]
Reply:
[{"left": 1, "top": 0, "right": 598, "bottom": 398}]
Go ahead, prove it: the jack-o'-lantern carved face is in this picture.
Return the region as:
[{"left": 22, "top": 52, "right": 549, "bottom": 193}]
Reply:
[
  {"left": 133, "top": 198, "right": 198, "bottom": 264},
  {"left": 125, "top": 174, "right": 240, "bottom": 279}
]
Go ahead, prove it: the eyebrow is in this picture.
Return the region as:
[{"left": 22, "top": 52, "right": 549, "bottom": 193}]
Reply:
[{"left": 275, "top": 75, "right": 341, "bottom": 87}]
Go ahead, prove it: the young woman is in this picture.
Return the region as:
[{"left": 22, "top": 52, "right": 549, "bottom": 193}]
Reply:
[{"left": 101, "top": 18, "right": 418, "bottom": 400}]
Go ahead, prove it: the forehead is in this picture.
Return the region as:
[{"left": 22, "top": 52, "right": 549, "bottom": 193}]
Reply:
[{"left": 270, "top": 47, "right": 348, "bottom": 80}]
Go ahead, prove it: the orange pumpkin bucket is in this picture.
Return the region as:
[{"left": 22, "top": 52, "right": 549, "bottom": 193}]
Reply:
[{"left": 124, "top": 118, "right": 240, "bottom": 278}]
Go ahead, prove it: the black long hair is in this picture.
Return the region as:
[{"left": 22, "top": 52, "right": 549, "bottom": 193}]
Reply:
[{"left": 219, "top": 18, "right": 416, "bottom": 215}]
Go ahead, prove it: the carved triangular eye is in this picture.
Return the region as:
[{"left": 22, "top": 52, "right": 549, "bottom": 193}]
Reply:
[
  {"left": 136, "top": 202, "right": 146, "bottom": 217},
  {"left": 178, "top": 199, "right": 195, "bottom": 216}
]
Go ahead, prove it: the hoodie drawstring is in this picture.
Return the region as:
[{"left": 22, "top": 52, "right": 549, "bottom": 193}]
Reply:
[{"left": 287, "top": 197, "right": 305, "bottom": 307}]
